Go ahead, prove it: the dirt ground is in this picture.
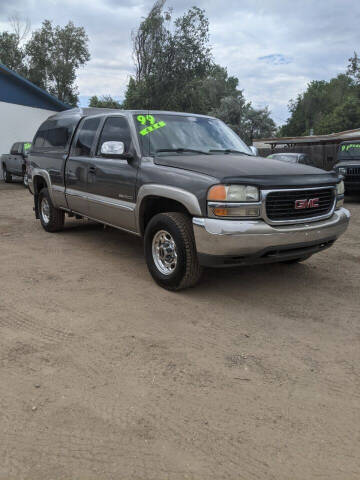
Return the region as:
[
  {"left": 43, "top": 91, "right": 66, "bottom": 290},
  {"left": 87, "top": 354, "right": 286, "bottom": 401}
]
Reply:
[{"left": 0, "top": 180, "right": 359, "bottom": 480}]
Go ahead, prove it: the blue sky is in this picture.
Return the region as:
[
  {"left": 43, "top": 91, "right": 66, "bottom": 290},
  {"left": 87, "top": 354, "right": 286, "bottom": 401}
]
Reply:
[{"left": 1, "top": 0, "right": 360, "bottom": 125}]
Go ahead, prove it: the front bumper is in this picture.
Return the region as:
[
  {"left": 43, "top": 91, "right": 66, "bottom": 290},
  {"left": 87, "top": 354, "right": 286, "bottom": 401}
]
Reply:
[{"left": 193, "top": 207, "right": 350, "bottom": 267}]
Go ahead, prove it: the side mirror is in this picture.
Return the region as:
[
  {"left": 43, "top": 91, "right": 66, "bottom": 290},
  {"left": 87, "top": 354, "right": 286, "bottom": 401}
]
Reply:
[
  {"left": 101, "top": 141, "right": 125, "bottom": 156},
  {"left": 249, "top": 146, "right": 259, "bottom": 156}
]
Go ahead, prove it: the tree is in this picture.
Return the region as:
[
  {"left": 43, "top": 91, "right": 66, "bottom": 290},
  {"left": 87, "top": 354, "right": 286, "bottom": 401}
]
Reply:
[
  {"left": 26, "top": 21, "right": 90, "bottom": 105},
  {"left": 279, "top": 74, "right": 357, "bottom": 137},
  {"left": 0, "top": 19, "right": 90, "bottom": 106},
  {"left": 347, "top": 51, "right": 360, "bottom": 87},
  {"left": 316, "top": 96, "right": 360, "bottom": 134},
  {"left": 124, "top": 1, "right": 276, "bottom": 136},
  {"left": 0, "top": 32, "right": 26, "bottom": 73},
  {"left": 0, "top": 15, "right": 30, "bottom": 74},
  {"left": 211, "top": 95, "right": 276, "bottom": 144},
  {"left": 123, "top": 1, "right": 213, "bottom": 111},
  {"left": 89, "top": 95, "right": 122, "bottom": 109},
  {"left": 245, "top": 107, "right": 276, "bottom": 144}
]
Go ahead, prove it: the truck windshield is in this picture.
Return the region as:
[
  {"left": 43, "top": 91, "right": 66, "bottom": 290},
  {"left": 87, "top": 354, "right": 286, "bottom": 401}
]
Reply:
[
  {"left": 133, "top": 114, "right": 251, "bottom": 157},
  {"left": 338, "top": 143, "right": 360, "bottom": 160}
]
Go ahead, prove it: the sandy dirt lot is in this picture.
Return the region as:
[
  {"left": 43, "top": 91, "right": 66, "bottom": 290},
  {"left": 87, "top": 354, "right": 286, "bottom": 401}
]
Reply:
[{"left": 0, "top": 180, "right": 359, "bottom": 480}]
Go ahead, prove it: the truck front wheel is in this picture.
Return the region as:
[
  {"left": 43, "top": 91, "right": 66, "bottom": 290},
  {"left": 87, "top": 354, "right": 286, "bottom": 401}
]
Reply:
[
  {"left": 38, "top": 188, "right": 64, "bottom": 232},
  {"left": 144, "top": 212, "right": 202, "bottom": 290}
]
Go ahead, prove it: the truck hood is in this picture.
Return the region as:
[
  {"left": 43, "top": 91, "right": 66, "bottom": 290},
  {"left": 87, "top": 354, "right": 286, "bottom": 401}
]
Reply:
[
  {"left": 335, "top": 160, "right": 360, "bottom": 167},
  {"left": 154, "top": 154, "right": 339, "bottom": 188}
]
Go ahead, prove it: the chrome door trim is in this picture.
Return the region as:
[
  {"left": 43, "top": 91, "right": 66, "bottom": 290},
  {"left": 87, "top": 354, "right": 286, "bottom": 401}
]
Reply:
[{"left": 65, "top": 188, "right": 136, "bottom": 211}]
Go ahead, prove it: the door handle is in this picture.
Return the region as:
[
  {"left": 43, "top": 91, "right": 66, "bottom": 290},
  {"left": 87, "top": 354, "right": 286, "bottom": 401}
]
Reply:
[{"left": 88, "top": 166, "right": 96, "bottom": 174}]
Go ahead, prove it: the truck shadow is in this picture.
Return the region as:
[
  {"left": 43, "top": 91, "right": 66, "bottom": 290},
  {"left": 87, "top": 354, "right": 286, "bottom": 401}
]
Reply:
[
  {"left": 59, "top": 218, "right": 329, "bottom": 300},
  {"left": 344, "top": 193, "right": 360, "bottom": 204}
]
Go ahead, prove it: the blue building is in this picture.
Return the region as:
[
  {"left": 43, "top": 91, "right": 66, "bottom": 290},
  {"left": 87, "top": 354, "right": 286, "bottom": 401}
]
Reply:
[{"left": 0, "top": 63, "right": 70, "bottom": 162}]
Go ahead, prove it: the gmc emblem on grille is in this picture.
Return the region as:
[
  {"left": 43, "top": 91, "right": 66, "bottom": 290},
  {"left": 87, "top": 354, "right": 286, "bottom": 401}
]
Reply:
[{"left": 294, "top": 198, "right": 320, "bottom": 209}]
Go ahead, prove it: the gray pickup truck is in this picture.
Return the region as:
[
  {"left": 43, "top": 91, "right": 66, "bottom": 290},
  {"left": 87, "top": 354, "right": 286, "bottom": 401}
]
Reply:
[
  {"left": 1, "top": 141, "right": 32, "bottom": 185},
  {"left": 334, "top": 141, "right": 360, "bottom": 193},
  {"left": 28, "top": 108, "right": 349, "bottom": 290}
]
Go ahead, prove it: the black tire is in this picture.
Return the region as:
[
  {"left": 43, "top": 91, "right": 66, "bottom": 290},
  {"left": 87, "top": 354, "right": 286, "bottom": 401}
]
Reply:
[
  {"left": 38, "top": 188, "right": 64, "bottom": 232},
  {"left": 144, "top": 212, "right": 202, "bottom": 290},
  {"left": 3, "top": 165, "right": 12, "bottom": 183},
  {"left": 282, "top": 255, "right": 311, "bottom": 264}
]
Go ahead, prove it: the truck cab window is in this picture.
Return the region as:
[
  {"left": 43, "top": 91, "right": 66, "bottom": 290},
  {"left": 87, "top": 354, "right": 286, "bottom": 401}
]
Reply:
[
  {"left": 97, "top": 116, "right": 131, "bottom": 155},
  {"left": 10, "top": 143, "right": 19, "bottom": 155},
  {"left": 33, "top": 118, "right": 75, "bottom": 150},
  {"left": 74, "top": 117, "right": 101, "bottom": 156}
]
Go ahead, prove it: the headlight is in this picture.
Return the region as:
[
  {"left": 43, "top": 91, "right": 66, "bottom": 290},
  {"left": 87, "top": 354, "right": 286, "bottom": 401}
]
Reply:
[
  {"left": 207, "top": 184, "right": 261, "bottom": 218},
  {"left": 338, "top": 167, "right": 347, "bottom": 175},
  {"left": 336, "top": 180, "right": 345, "bottom": 196},
  {"left": 208, "top": 184, "right": 259, "bottom": 202}
]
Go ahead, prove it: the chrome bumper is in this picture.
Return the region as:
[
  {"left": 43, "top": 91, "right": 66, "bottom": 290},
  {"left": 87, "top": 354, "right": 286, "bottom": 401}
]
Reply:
[{"left": 193, "top": 208, "right": 350, "bottom": 259}]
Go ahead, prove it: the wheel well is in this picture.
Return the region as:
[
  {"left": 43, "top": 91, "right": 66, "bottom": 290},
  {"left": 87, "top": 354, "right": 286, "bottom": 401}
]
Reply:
[
  {"left": 33, "top": 175, "right": 48, "bottom": 219},
  {"left": 33, "top": 175, "right": 47, "bottom": 194},
  {"left": 139, "top": 196, "right": 191, "bottom": 236}
]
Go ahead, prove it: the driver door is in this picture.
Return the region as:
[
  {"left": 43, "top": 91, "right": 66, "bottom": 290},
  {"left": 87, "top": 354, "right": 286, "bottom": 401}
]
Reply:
[{"left": 87, "top": 116, "right": 138, "bottom": 232}]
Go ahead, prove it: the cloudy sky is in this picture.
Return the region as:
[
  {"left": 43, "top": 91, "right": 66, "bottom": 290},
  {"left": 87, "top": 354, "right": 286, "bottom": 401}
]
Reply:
[{"left": 1, "top": 0, "right": 360, "bottom": 125}]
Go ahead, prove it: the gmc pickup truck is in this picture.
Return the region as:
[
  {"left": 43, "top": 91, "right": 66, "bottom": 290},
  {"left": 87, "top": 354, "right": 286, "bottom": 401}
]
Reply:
[
  {"left": 28, "top": 108, "right": 350, "bottom": 290},
  {"left": 335, "top": 141, "right": 360, "bottom": 193},
  {"left": 1, "top": 141, "right": 32, "bottom": 185}
]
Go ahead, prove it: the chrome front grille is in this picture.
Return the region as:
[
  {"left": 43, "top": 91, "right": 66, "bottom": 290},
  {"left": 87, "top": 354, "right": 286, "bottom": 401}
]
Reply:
[
  {"left": 265, "top": 188, "right": 335, "bottom": 222},
  {"left": 346, "top": 167, "right": 360, "bottom": 176}
]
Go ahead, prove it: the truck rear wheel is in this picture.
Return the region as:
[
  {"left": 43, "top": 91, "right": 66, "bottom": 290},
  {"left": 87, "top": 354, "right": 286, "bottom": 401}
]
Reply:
[
  {"left": 38, "top": 188, "right": 64, "bottom": 232},
  {"left": 144, "top": 212, "right": 202, "bottom": 290},
  {"left": 3, "top": 166, "right": 12, "bottom": 183}
]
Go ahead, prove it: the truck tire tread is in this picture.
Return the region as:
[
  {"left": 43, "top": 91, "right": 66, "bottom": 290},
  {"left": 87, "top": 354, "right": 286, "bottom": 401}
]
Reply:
[
  {"left": 38, "top": 188, "right": 64, "bottom": 232},
  {"left": 144, "top": 212, "right": 202, "bottom": 291}
]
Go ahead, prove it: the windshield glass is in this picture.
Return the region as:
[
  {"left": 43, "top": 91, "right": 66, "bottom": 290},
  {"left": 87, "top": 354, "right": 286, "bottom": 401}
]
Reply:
[
  {"left": 133, "top": 113, "right": 251, "bottom": 156},
  {"left": 338, "top": 143, "right": 360, "bottom": 160}
]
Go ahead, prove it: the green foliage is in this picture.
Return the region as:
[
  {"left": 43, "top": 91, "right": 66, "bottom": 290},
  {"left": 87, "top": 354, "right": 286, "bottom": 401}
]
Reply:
[
  {"left": 211, "top": 95, "right": 276, "bottom": 143},
  {"left": 347, "top": 51, "right": 360, "bottom": 86},
  {"left": 0, "top": 31, "right": 26, "bottom": 73},
  {"left": 124, "top": 0, "right": 275, "bottom": 142},
  {"left": 25, "top": 21, "right": 90, "bottom": 105},
  {"left": 124, "top": 1, "right": 213, "bottom": 112},
  {"left": 0, "top": 20, "right": 90, "bottom": 106},
  {"left": 316, "top": 96, "right": 360, "bottom": 134},
  {"left": 279, "top": 56, "right": 360, "bottom": 137},
  {"left": 89, "top": 95, "right": 122, "bottom": 109}
]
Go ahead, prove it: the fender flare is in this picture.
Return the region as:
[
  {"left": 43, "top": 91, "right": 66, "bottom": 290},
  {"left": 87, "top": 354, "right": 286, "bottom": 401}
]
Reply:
[
  {"left": 32, "top": 168, "right": 57, "bottom": 206},
  {"left": 135, "top": 184, "right": 202, "bottom": 234}
]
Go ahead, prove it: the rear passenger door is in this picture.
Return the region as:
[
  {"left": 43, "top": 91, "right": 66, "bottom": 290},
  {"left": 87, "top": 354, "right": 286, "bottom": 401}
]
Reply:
[
  {"left": 87, "top": 116, "right": 138, "bottom": 232},
  {"left": 65, "top": 116, "right": 101, "bottom": 215},
  {"left": 8, "top": 143, "right": 19, "bottom": 172},
  {"left": 13, "top": 143, "right": 24, "bottom": 174}
]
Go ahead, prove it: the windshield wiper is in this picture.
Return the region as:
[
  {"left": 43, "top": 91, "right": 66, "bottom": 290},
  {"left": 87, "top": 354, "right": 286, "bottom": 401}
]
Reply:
[
  {"left": 209, "top": 149, "right": 252, "bottom": 156},
  {"left": 155, "top": 148, "right": 210, "bottom": 155}
]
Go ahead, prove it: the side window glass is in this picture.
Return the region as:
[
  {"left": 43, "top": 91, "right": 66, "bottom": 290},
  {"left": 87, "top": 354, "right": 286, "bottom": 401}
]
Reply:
[
  {"left": 34, "top": 130, "right": 46, "bottom": 148},
  {"left": 11, "top": 143, "right": 18, "bottom": 155},
  {"left": 97, "top": 117, "right": 131, "bottom": 155},
  {"left": 74, "top": 117, "right": 101, "bottom": 156},
  {"left": 33, "top": 118, "right": 76, "bottom": 150}
]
